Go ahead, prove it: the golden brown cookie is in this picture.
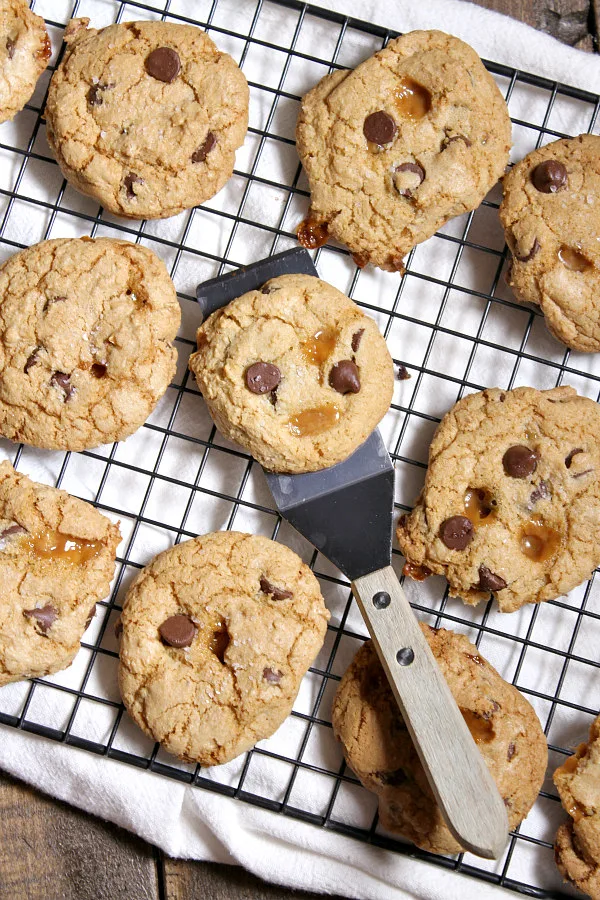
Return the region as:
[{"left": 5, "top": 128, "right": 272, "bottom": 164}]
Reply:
[
  {"left": 296, "top": 29, "right": 511, "bottom": 271},
  {"left": 188, "top": 273, "right": 394, "bottom": 473},
  {"left": 0, "top": 0, "right": 50, "bottom": 124},
  {"left": 0, "top": 237, "right": 180, "bottom": 451},
  {"left": 118, "top": 531, "right": 330, "bottom": 765},
  {"left": 45, "top": 18, "right": 249, "bottom": 219},
  {"left": 397, "top": 385, "right": 600, "bottom": 612},
  {"left": 0, "top": 460, "right": 120, "bottom": 685},
  {"left": 554, "top": 716, "right": 600, "bottom": 900},
  {"left": 332, "top": 627, "right": 547, "bottom": 855},
  {"left": 500, "top": 135, "right": 600, "bottom": 352}
]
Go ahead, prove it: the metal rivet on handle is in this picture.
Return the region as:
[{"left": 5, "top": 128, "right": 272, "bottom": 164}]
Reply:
[
  {"left": 396, "top": 647, "right": 414, "bottom": 666},
  {"left": 372, "top": 591, "right": 391, "bottom": 609}
]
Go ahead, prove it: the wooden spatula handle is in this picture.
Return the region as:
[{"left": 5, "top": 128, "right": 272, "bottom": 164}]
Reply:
[{"left": 352, "top": 565, "right": 509, "bottom": 859}]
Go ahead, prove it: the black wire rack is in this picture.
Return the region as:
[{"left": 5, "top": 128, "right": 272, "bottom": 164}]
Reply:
[{"left": 1, "top": 0, "right": 599, "bottom": 897}]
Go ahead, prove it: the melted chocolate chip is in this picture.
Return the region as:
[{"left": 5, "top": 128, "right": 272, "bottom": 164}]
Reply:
[
  {"left": 514, "top": 238, "right": 541, "bottom": 262},
  {"left": 211, "top": 624, "right": 229, "bottom": 663},
  {"left": 351, "top": 329, "right": 365, "bottom": 353},
  {"left": 159, "top": 614, "right": 196, "bottom": 648},
  {"left": 192, "top": 132, "right": 217, "bottom": 163},
  {"left": 378, "top": 768, "right": 407, "bottom": 786},
  {"left": 476, "top": 565, "right": 507, "bottom": 592},
  {"left": 260, "top": 576, "right": 293, "bottom": 601},
  {"left": 530, "top": 480, "right": 551, "bottom": 504},
  {"left": 6, "top": 37, "right": 15, "bottom": 60},
  {"left": 91, "top": 363, "right": 107, "bottom": 378},
  {"left": 51, "top": 372, "right": 74, "bottom": 401},
  {"left": 507, "top": 742, "right": 516, "bottom": 761},
  {"left": 0, "top": 524, "right": 26, "bottom": 549},
  {"left": 263, "top": 667, "right": 282, "bottom": 683},
  {"left": 87, "top": 85, "right": 103, "bottom": 106},
  {"left": 329, "top": 360, "right": 360, "bottom": 394},
  {"left": 393, "top": 162, "right": 425, "bottom": 197},
  {"left": 531, "top": 159, "right": 567, "bottom": 193},
  {"left": 396, "top": 364, "right": 411, "bottom": 381},
  {"left": 565, "top": 448, "right": 584, "bottom": 469},
  {"left": 145, "top": 47, "right": 181, "bottom": 83},
  {"left": 442, "top": 133, "right": 472, "bottom": 149},
  {"left": 24, "top": 604, "right": 58, "bottom": 633},
  {"left": 363, "top": 111, "right": 397, "bottom": 145},
  {"left": 573, "top": 469, "right": 594, "bottom": 479},
  {"left": 123, "top": 173, "right": 143, "bottom": 200},
  {"left": 439, "top": 516, "right": 474, "bottom": 550},
  {"left": 245, "top": 362, "right": 281, "bottom": 394},
  {"left": 269, "top": 387, "right": 278, "bottom": 407},
  {"left": 24, "top": 349, "right": 40, "bottom": 373},
  {"left": 503, "top": 445, "right": 538, "bottom": 479}
]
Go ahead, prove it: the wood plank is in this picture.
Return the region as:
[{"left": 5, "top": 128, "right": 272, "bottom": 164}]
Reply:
[
  {"left": 468, "top": 0, "right": 595, "bottom": 50},
  {"left": 0, "top": 771, "right": 159, "bottom": 900}
]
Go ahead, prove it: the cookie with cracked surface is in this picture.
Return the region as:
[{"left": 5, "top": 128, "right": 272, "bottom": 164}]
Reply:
[
  {"left": 0, "top": 0, "right": 50, "bottom": 124},
  {"left": 554, "top": 715, "right": 600, "bottom": 900},
  {"left": 332, "top": 627, "right": 546, "bottom": 855},
  {"left": 500, "top": 135, "right": 600, "bottom": 353},
  {"left": 45, "top": 18, "right": 249, "bottom": 219},
  {"left": 296, "top": 29, "right": 511, "bottom": 271},
  {"left": 0, "top": 237, "right": 180, "bottom": 451},
  {"left": 0, "top": 460, "right": 120, "bottom": 686},
  {"left": 118, "top": 531, "right": 330, "bottom": 765},
  {"left": 397, "top": 385, "right": 600, "bottom": 613},
  {"left": 188, "top": 273, "right": 394, "bottom": 473}
]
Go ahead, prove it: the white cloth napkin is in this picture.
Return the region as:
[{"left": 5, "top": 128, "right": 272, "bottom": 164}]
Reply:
[{"left": 0, "top": 1, "right": 599, "bottom": 899}]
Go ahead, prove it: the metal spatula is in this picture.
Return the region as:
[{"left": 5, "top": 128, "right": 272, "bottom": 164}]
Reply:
[{"left": 197, "top": 248, "right": 508, "bottom": 859}]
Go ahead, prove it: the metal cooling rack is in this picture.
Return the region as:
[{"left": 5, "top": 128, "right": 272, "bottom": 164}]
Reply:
[{"left": 0, "top": 0, "right": 599, "bottom": 896}]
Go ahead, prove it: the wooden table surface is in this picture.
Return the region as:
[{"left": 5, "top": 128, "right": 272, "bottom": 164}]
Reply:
[{"left": 1, "top": 2, "right": 598, "bottom": 898}]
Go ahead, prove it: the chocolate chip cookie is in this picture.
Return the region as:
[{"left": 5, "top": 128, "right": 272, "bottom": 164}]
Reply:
[
  {"left": 296, "top": 29, "right": 511, "bottom": 271},
  {"left": 45, "top": 18, "right": 249, "bottom": 219},
  {"left": 188, "top": 273, "right": 394, "bottom": 473},
  {"left": 397, "top": 385, "right": 600, "bottom": 613},
  {"left": 0, "top": 0, "right": 50, "bottom": 124},
  {"left": 0, "top": 460, "right": 120, "bottom": 686},
  {"left": 554, "top": 715, "right": 600, "bottom": 900},
  {"left": 118, "top": 531, "right": 329, "bottom": 765},
  {"left": 500, "top": 135, "right": 600, "bottom": 352},
  {"left": 332, "top": 626, "right": 547, "bottom": 855},
  {"left": 0, "top": 237, "right": 180, "bottom": 451}
]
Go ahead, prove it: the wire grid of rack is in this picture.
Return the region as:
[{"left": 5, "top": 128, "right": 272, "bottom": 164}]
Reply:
[{"left": 0, "top": 0, "right": 599, "bottom": 896}]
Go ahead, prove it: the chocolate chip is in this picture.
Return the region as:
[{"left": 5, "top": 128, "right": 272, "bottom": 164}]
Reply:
[
  {"left": 439, "top": 516, "right": 474, "bottom": 550},
  {"left": 329, "top": 360, "right": 360, "bottom": 394},
  {"left": 0, "top": 524, "right": 26, "bottom": 549},
  {"left": 378, "top": 768, "right": 407, "bottom": 786},
  {"left": 530, "top": 480, "right": 551, "bottom": 504},
  {"left": 44, "top": 296, "right": 67, "bottom": 312},
  {"left": 514, "top": 238, "right": 540, "bottom": 262},
  {"left": 6, "top": 37, "right": 15, "bottom": 59},
  {"left": 87, "top": 85, "right": 103, "bottom": 106},
  {"left": 393, "top": 162, "right": 425, "bottom": 198},
  {"left": 476, "top": 565, "right": 507, "bottom": 592},
  {"left": 261, "top": 284, "right": 272, "bottom": 294},
  {"left": 114, "top": 619, "right": 123, "bottom": 639},
  {"left": 565, "top": 448, "right": 584, "bottom": 469},
  {"left": 245, "top": 362, "right": 281, "bottom": 394},
  {"left": 24, "top": 349, "right": 40, "bottom": 373},
  {"left": 123, "top": 173, "right": 143, "bottom": 200},
  {"left": 269, "top": 388, "right": 278, "bottom": 408},
  {"left": 51, "top": 372, "right": 74, "bottom": 401},
  {"left": 159, "top": 614, "right": 196, "bottom": 648},
  {"left": 145, "top": 47, "right": 181, "bottom": 83},
  {"left": 263, "top": 667, "right": 282, "bottom": 683},
  {"left": 363, "top": 111, "right": 397, "bottom": 145},
  {"left": 260, "top": 576, "right": 293, "bottom": 601},
  {"left": 210, "top": 624, "right": 229, "bottom": 663},
  {"left": 531, "top": 160, "right": 567, "bottom": 193},
  {"left": 442, "top": 133, "right": 472, "bottom": 149},
  {"left": 503, "top": 445, "right": 538, "bottom": 478},
  {"left": 192, "top": 132, "right": 217, "bottom": 163},
  {"left": 85, "top": 604, "right": 96, "bottom": 628},
  {"left": 351, "top": 329, "right": 365, "bottom": 353},
  {"left": 91, "top": 363, "right": 107, "bottom": 378},
  {"left": 396, "top": 364, "right": 411, "bottom": 381},
  {"left": 507, "top": 742, "right": 516, "bottom": 761},
  {"left": 24, "top": 604, "right": 57, "bottom": 633},
  {"left": 573, "top": 469, "right": 594, "bottom": 479}
]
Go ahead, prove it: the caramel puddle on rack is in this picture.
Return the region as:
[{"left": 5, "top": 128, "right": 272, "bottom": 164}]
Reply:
[
  {"left": 297, "top": 217, "right": 329, "bottom": 250},
  {"left": 519, "top": 518, "right": 562, "bottom": 562},
  {"left": 26, "top": 530, "right": 103, "bottom": 564},
  {"left": 300, "top": 329, "right": 339, "bottom": 366},
  {"left": 464, "top": 488, "right": 497, "bottom": 526},
  {"left": 558, "top": 246, "right": 593, "bottom": 272},
  {"left": 461, "top": 709, "right": 494, "bottom": 744},
  {"left": 402, "top": 561, "right": 432, "bottom": 581},
  {"left": 288, "top": 404, "right": 340, "bottom": 436},
  {"left": 209, "top": 617, "right": 230, "bottom": 663},
  {"left": 394, "top": 77, "right": 431, "bottom": 119}
]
